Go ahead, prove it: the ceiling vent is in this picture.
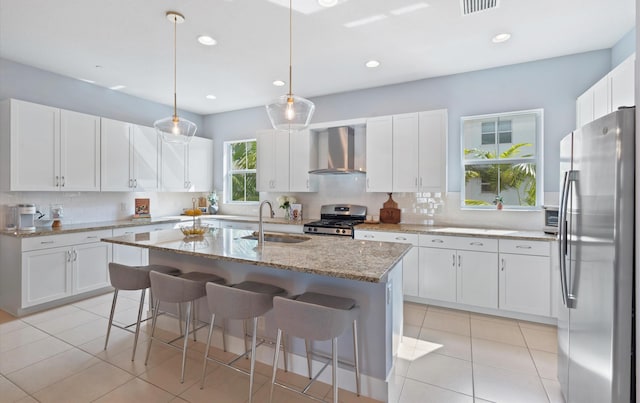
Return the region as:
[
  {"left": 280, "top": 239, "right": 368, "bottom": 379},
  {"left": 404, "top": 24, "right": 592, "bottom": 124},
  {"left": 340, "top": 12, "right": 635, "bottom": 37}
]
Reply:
[{"left": 460, "top": 0, "right": 499, "bottom": 15}]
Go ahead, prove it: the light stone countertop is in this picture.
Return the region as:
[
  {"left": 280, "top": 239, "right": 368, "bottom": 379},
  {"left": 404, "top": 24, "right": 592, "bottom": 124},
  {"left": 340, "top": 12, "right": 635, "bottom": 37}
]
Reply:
[
  {"left": 101, "top": 228, "right": 411, "bottom": 283},
  {"left": 356, "top": 223, "right": 558, "bottom": 242}
]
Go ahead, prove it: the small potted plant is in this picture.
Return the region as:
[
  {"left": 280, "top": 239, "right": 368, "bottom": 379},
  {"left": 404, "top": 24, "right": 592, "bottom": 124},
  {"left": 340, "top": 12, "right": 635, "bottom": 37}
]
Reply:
[
  {"left": 494, "top": 195, "right": 504, "bottom": 210},
  {"left": 207, "top": 190, "right": 219, "bottom": 215},
  {"left": 276, "top": 195, "right": 297, "bottom": 220}
]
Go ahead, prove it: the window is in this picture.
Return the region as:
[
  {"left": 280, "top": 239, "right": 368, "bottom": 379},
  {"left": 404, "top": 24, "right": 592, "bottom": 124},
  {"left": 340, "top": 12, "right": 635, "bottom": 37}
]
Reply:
[
  {"left": 224, "top": 139, "right": 258, "bottom": 203},
  {"left": 461, "top": 109, "right": 543, "bottom": 209}
]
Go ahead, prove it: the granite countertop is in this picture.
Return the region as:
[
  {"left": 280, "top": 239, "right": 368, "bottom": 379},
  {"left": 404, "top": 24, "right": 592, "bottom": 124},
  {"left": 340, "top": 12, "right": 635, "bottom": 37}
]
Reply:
[
  {"left": 101, "top": 228, "right": 411, "bottom": 283},
  {"left": 196, "top": 214, "right": 314, "bottom": 225},
  {"left": 355, "top": 223, "right": 558, "bottom": 241}
]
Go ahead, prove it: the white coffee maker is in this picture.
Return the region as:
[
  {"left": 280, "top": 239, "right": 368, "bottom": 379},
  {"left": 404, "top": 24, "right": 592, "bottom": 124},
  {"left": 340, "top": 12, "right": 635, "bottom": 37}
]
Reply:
[{"left": 15, "top": 204, "right": 36, "bottom": 231}]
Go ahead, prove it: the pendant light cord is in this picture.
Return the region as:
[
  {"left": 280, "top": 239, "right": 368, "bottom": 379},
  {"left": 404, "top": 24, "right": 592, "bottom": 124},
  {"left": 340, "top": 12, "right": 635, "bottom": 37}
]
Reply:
[
  {"left": 288, "top": 0, "right": 293, "bottom": 98},
  {"left": 173, "top": 14, "right": 178, "bottom": 120}
]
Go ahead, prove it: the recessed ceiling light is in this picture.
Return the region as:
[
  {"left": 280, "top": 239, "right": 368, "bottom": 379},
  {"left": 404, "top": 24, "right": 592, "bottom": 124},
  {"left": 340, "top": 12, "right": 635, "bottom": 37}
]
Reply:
[
  {"left": 272, "top": 80, "right": 286, "bottom": 87},
  {"left": 205, "top": 94, "right": 217, "bottom": 100},
  {"left": 492, "top": 33, "right": 511, "bottom": 43},
  {"left": 343, "top": 14, "right": 387, "bottom": 28},
  {"left": 197, "top": 35, "right": 217, "bottom": 46},
  {"left": 109, "top": 85, "right": 126, "bottom": 90},
  {"left": 365, "top": 60, "right": 380, "bottom": 68},
  {"left": 78, "top": 78, "right": 95, "bottom": 84},
  {"left": 318, "top": 0, "right": 338, "bottom": 7},
  {"left": 390, "top": 2, "right": 429, "bottom": 16}
]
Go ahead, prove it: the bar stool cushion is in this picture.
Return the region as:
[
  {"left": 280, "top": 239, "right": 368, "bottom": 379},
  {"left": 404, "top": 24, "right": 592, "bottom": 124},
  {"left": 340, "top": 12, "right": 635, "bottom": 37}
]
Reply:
[
  {"left": 206, "top": 281, "right": 284, "bottom": 320},
  {"left": 108, "top": 263, "right": 180, "bottom": 291},
  {"left": 273, "top": 295, "right": 360, "bottom": 342},
  {"left": 150, "top": 271, "right": 225, "bottom": 304},
  {"left": 232, "top": 281, "right": 285, "bottom": 296}
]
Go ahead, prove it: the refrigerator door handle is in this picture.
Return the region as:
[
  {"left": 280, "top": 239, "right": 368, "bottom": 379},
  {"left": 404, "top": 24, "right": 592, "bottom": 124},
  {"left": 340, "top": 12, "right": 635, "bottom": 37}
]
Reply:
[{"left": 559, "top": 170, "right": 578, "bottom": 309}]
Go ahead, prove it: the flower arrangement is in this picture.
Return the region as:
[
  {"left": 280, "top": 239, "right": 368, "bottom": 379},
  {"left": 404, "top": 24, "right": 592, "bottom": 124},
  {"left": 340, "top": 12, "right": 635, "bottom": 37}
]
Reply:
[
  {"left": 207, "top": 190, "right": 218, "bottom": 205},
  {"left": 276, "top": 195, "right": 297, "bottom": 219}
]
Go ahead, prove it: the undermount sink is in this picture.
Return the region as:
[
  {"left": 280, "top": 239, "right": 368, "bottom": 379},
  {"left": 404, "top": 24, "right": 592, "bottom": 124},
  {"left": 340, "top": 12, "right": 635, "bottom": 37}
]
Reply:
[{"left": 241, "top": 232, "right": 311, "bottom": 244}]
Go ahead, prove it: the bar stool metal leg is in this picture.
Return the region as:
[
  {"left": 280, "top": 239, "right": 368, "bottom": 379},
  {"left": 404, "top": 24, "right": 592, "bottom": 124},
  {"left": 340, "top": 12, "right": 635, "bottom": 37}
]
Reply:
[
  {"left": 353, "top": 319, "right": 361, "bottom": 396},
  {"left": 131, "top": 289, "right": 146, "bottom": 361},
  {"left": 269, "top": 329, "right": 283, "bottom": 403},
  {"left": 200, "top": 313, "right": 217, "bottom": 389},
  {"left": 144, "top": 298, "right": 161, "bottom": 365},
  {"left": 332, "top": 337, "right": 338, "bottom": 403},
  {"left": 304, "top": 339, "right": 312, "bottom": 378},
  {"left": 192, "top": 300, "right": 198, "bottom": 342},
  {"left": 243, "top": 320, "right": 249, "bottom": 358},
  {"left": 104, "top": 289, "right": 119, "bottom": 350},
  {"left": 249, "top": 317, "right": 258, "bottom": 402},
  {"left": 180, "top": 301, "right": 192, "bottom": 383}
]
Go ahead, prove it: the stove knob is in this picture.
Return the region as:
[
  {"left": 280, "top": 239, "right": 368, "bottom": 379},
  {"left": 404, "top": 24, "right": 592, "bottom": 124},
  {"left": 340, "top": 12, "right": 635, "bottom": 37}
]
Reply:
[
  {"left": 341, "top": 229, "right": 346, "bottom": 234},
  {"left": 335, "top": 229, "right": 340, "bottom": 234},
  {"left": 313, "top": 228, "right": 317, "bottom": 232}
]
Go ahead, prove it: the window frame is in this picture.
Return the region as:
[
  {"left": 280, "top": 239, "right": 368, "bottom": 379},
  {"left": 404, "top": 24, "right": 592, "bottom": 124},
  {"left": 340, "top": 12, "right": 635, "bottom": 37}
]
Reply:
[
  {"left": 460, "top": 109, "right": 544, "bottom": 210},
  {"left": 223, "top": 139, "right": 258, "bottom": 204}
]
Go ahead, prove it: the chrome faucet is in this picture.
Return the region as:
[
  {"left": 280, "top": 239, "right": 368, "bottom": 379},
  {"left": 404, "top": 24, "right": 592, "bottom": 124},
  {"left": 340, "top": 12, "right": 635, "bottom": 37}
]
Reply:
[{"left": 258, "top": 200, "right": 275, "bottom": 244}]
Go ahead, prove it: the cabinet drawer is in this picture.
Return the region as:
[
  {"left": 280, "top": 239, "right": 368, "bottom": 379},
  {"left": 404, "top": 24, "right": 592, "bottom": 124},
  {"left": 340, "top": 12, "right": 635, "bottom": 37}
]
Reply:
[
  {"left": 454, "top": 237, "right": 498, "bottom": 252},
  {"left": 113, "top": 223, "right": 176, "bottom": 236},
  {"left": 418, "top": 234, "right": 458, "bottom": 249},
  {"left": 355, "top": 231, "right": 418, "bottom": 245},
  {"left": 22, "top": 229, "right": 113, "bottom": 251},
  {"left": 499, "top": 239, "right": 550, "bottom": 256}
]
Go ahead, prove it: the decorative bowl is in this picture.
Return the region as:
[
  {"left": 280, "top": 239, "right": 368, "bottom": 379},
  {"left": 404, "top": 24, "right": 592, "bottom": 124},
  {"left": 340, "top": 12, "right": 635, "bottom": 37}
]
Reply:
[
  {"left": 180, "top": 223, "right": 209, "bottom": 237},
  {"left": 35, "top": 219, "right": 54, "bottom": 228}
]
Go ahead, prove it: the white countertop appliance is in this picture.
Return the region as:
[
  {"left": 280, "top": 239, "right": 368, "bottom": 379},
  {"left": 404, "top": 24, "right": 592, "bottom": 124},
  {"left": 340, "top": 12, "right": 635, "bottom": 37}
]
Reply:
[{"left": 303, "top": 204, "right": 366, "bottom": 237}]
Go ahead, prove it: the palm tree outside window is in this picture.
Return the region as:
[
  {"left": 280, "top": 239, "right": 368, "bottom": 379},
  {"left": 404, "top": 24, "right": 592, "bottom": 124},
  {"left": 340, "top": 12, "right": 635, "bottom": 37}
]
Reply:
[{"left": 225, "top": 139, "right": 258, "bottom": 203}]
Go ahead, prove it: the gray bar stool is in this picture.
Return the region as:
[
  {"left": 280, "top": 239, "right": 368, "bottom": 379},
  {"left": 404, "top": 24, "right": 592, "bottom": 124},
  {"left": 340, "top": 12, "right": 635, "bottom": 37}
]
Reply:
[
  {"left": 200, "top": 281, "right": 287, "bottom": 402},
  {"left": 104, "top": 263, "right": 181, "bottom": 361},
  {"left": 269, "top": 292, "right": 361, "bottom": 403},
  {"left": 145, "top": 270, "right": 225, "bottom": 383}
]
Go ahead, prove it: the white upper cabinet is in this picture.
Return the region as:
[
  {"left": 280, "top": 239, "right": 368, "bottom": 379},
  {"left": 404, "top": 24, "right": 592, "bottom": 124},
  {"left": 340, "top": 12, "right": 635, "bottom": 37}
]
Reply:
[
  {"left": 392, "top": 113, "right": 420, "bottom": 192},
  {"left": 576, "top": 53, "right": 635, "bottom": 128},
  {"left": 160, "top": 136, "right": 213, "bottom": 191},
  {"left": 391, "top": 110, "right": 448, "bottom": 193},
  {"left": 289, "top": 129, "right": 318, "bottom": 192},
  {"left": 365, "top": 116, "right": 393, "bottom": 192},
  {"left": 257, "top": 129, "right": 290, "bottom": 192},
  {"left": 0, "top": 99, "right": 100, "bottom": 191},
  {"left": 101, "top": 118, "right": 159, "bottom": 192}
]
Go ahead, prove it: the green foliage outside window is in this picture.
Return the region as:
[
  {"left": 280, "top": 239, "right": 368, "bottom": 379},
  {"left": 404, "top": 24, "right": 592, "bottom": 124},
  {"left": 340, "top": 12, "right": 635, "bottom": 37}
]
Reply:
[{"left": 227, "top": 140, "right": 258, "bottom": 202}]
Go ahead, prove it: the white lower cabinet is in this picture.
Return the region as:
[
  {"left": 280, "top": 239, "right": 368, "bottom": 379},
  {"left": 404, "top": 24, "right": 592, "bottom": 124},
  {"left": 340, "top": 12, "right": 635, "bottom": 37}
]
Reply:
[
  {"left": 20, "top": 230, "right": 112, "bottom": 308},
  {"left": 498, "top": 239, "right": 551, "bottom": 316},
  {"left": 419, "top": 235, "right": 498, "bottom": 309},
  {"left": 354, "top": 231, "right": 420, "bottom": 297},
  {"left": 112, "top": 223, "right": 177, "bottom": 266}
]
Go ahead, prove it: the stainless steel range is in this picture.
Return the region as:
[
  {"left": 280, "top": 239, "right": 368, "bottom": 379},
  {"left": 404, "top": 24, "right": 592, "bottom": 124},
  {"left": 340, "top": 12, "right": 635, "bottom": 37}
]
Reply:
[{"left": 303, "top": 204, "right": 367, "bottom": 237}]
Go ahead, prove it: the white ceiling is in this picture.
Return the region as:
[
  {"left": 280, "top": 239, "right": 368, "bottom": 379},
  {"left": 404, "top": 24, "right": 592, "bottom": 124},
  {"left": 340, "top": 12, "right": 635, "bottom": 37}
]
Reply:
[{"left": 0, "top": 0, "right": 635, "bottom": 115}]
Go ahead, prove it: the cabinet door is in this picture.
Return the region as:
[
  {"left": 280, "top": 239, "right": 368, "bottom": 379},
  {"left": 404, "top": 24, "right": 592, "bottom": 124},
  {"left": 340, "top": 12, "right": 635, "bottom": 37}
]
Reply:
[
  {"left": 499, "top": 253, "right": 551, "bottom": 316},
  {"left": 419, "top": 247, "right": 457, "bottom": 302},
  {"left": 457, "top": 250, "right": 498, "bottom": 309},
  {"left": 392, "top": 113, "right": 419, "bottom": 192},
  {"left": 365, "top": 116, "right": 393, "bottom": 192},
  {"left": 22, "top": 247, "right": 72, "bottom": 307},
  {"left": 256, "top": 130, "right": 275, "bottom": 192},
  {"left": 61, "top": 110, "right": 101, "bottom": 191},
  {"left": 418, "top": 109, "right": 447, "bottom": 192},
  {"left": 101, "top": 118, "right": 132, "bottom": 191},
  {"left": 187, "top": 137, "right": 213, "bottom": 192},
  {"left": 403, "top": 246, "right": 419, "bottom": 297},
  {"left": 10, "top": 100, "right": 60, "bottom": 191},
  {"left": 576, "top": 90, "right": 594, "bottom": 128},
  {"left": 132, "top": 125, "right": 159, "bottom": 191},
  {"left": 592, "top": 77, "right": 610, "bottom": 121},
  {"left": 73, "top": 242, "right": 111, "bottom": 294},
  {"left": 273, "top": 130, "right": 290, "bottom": 191},
  {"left": 161, "top": 141, "right": 187, "bottom": 191},
  {"left": 610, "top": 55, "right": 635, "bottom": 111},
  {"left": 289, "top": 129, "right": 318, "bottom": 192}
]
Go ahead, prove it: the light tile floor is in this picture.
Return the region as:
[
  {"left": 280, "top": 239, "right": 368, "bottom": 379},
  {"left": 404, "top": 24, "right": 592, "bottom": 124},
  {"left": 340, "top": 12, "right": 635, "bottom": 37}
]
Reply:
[{"left": 0, "top": 294, "right": 564, "bottom": 402}]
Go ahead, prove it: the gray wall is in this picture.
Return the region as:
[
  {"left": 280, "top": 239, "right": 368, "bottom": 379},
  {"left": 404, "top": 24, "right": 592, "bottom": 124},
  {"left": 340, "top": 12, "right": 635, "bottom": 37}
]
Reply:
[
  {"left": 612, "top": 28, "right": 636, "bottom": 68},
  {"left": 0, "top": 58, "right": 203, "bottom": 128},
  {"left": 205, "top": 50, "right": 613, "bottom": 193}
]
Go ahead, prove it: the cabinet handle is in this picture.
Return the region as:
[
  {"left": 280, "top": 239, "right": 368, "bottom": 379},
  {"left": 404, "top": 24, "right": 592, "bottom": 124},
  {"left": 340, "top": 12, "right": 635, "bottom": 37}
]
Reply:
[
  {"left": 40, "top": 240, "right": 55, "bottom": 244},
  {"left": 516, "top": 245, "right": 532, "bottom": 249},
  {"left": 86, "top": 236, "right": 98, "bottom": 239},
  {"left": 134, "top": 179, "right": 138, "bottom": 188},
  {"left": 420, "top": 177, "right": 423, "bottom": 186},
  {"left": 129, "top": 179, "right": 133, "bottom": 188},
  {"left": 73, "top": 250, "right": 78, "bottom": 261},
  {"left": 61, "top": 176, "right": 65, "bottom": 187},
  {"left": 55, "top": 176, "right": 60, "bottom": 187},
  {"left": 458, "top": 255, "right": 462, "bottom": 267},
  {"left": 67, "top": 250, "right": 72, "bottom": 262},
  {"left": 470, "top": 242, "right": 484, "bottom": 246},
  {"left": 431, "top": 239, "right": 444, "bottom": 243},
  {"left": 452, "top": 254, "right": 456, "bottom": 267},
  {"left": 363, "top": 234, "right": 375, "bottom": 239},
  {"left": 395, "top": 236, "right": 407, "bottom": 241},
  {"left": 415, "top": 178, "right": 418, "bottom": 186},
  {"left": 501, "top": 258, "right": 506, "bottom": 271}
]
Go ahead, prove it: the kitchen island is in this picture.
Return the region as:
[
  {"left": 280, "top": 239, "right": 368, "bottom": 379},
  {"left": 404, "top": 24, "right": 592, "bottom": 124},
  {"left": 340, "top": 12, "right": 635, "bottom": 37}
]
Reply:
[{"left": 101, "top": 227, "right": 411, "bottom": 400}]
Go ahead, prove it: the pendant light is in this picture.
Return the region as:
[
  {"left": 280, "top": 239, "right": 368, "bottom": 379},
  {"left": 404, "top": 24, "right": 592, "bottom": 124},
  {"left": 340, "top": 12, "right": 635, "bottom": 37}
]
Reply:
[
  {"left": 154, "top": 11, "right": 197, "bottom": 143},
  {"left": 265, "top": 0, "right": 315, "bottom": 131}
]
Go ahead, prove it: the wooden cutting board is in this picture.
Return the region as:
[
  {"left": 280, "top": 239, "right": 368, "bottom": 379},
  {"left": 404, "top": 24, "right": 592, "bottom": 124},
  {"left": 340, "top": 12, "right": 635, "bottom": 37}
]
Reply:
[{"left": 380, "top": 193, "right": 401, "bottom": 224}]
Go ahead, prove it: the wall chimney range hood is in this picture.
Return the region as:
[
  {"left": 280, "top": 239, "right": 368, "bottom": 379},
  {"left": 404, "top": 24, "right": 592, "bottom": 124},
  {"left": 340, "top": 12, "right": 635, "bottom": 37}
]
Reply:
[{"left": 309, "top": 126, "right": 366, "bottom": 175}]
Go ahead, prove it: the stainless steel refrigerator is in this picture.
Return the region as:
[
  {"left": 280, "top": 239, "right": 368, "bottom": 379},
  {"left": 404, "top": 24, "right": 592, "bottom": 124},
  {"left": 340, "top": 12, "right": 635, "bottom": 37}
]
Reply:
[{"left": 558, "top": 106, "right": 635, "bottom": 403}]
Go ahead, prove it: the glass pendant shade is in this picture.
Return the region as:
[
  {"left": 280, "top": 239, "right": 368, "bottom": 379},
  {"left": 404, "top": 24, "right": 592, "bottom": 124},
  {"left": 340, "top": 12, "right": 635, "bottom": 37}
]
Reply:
[
  {"left": 154, "top": 116, "right": 197, "bottom": 143},
  {"left": 266, "top": 94, "right": 315, "bottom": 131}
]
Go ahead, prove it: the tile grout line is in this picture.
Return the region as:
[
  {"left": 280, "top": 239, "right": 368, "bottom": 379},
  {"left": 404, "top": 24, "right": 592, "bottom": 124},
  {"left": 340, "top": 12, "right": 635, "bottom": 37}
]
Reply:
[{"left": 518, "top": 322, "right": 553, "bottom": 403}]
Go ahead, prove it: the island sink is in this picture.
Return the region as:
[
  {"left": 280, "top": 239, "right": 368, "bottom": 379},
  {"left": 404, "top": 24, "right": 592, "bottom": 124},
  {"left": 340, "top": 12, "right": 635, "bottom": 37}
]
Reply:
[{"left": 241, "top": 232, "right": 311, "bottom": 243}]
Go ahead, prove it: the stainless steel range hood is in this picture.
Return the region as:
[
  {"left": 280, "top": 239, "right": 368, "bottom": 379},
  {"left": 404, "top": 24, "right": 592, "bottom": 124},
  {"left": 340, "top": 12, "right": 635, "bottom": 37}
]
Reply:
[{"left": 309, "top": 126, "right": 366, "bottom": 175}]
